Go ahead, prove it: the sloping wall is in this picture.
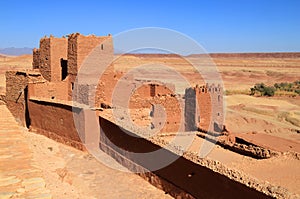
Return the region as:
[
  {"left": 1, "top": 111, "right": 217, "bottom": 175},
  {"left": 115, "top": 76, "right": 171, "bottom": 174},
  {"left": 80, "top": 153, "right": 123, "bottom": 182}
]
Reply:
[
  {"left": 27, "top": 99, "right": 85, "bottom": 150},
  {"left": 99, "top": 117, "right": 273, "bottom": 199}
]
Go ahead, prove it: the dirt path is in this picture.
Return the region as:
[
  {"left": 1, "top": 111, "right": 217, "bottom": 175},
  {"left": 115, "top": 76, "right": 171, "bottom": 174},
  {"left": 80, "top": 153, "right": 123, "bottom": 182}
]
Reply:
[
  {"left": 0, "top": 105, "right": 52, "bottom": 198},
  {"left": 0, "top": 105, "right": 172, "bottom": 199}
]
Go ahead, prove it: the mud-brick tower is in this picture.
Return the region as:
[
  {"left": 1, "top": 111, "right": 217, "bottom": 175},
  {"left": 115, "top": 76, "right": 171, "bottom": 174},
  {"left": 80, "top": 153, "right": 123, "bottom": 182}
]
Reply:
[
  {"left": 185, "top": 84, "right": 224, "bottom": 133},
  {"left": 35, "top": 36, "right": 68, "bottom": 82},
  {"left": 67, "top": 33, "right": 113, "bottom": 85},
  {"left": 67, "top": 33, "right": 113, "bottom": 101}
]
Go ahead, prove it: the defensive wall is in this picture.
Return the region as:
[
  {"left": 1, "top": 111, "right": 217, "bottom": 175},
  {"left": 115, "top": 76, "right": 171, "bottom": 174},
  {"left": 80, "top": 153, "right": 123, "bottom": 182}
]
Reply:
[{"left": 3, "top": 33, "right": 287, "bottom": 198}]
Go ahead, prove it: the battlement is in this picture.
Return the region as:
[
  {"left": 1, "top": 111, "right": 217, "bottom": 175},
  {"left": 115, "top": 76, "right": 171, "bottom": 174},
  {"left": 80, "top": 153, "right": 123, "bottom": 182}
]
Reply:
[{"left": 194, "top": 83, "right": 222, "bottom": 93}]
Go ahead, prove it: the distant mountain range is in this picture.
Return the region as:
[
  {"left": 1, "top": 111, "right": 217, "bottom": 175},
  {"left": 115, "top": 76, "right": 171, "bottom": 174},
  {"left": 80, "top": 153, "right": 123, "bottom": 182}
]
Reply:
[{"left": 0, "top": 47, "right": 33, "bottom": 56}]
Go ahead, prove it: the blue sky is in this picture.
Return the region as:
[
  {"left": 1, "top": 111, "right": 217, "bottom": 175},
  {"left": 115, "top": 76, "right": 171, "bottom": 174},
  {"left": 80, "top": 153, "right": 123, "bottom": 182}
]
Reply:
[{"left": 0, "top": 0, "right": 299, "bottom": 52}]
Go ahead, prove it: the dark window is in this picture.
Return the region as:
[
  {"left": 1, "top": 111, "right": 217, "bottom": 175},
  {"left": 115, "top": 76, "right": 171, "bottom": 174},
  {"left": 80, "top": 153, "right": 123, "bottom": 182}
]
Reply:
[
  {"left": 101, "top": 44, "right": 104, "bottom": 50},
  {"left": 61, "top": 58, "right": 68, "bottom": 80},
  {"left": 150, "top": 84, "right": 155, "bottom": 97}
]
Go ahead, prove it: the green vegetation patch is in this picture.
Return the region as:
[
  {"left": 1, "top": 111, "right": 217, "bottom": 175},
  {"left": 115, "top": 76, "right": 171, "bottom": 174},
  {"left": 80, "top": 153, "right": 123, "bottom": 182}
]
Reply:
[{"left": 250, "top": 80, "right": 300, "bottom": 97}]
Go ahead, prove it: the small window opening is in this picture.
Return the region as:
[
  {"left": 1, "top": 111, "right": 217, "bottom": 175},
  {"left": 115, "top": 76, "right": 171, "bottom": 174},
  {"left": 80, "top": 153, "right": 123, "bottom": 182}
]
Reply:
[
  {"left": 61, "top": 58, "right": 68, "bottom": 80},
  {"left": 150, "top": 84, "right": 155, "bottom": 97}
]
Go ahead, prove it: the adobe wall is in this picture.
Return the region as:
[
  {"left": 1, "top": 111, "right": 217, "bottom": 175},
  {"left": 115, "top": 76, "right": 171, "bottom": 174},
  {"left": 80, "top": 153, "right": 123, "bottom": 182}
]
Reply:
[
  {"left": 129, "top": 83, "right": 183, "bottom": 133},
  {"left": 185, "top": 84, "right": 223, "bottom": 133},
  {"left": 5, "top": 71, "right": 43, "bottom": 126},
  {"left": 195, "top": 84, "right": 223, "bottom": 132},
  {"left": 32, "top": 48, "right": 39, "bottom": 69},
  {"left": 28, "top": 81, "right": 69, "bottom": 101},
  {"left": 184, "top": 88, "right": 197, "bottom": 131},
  {"left": 50, "top": 37, "right": 68, "bottom": 82},
  {"left": 39, "top": 38, "right": 51, "bottom": 81},
  {"left": 27, "top": 99, "right": 85, "bottom": 150},
  {"left": 99, "top": 116, "right": 273, "bottom": 199},
  {"left": 67, "top": 33, "right": 113, "bottom": 77},
  {"left": 5, "top": 71, "right": 28, "bottom": 126},
  {"left": 95, "top": 69, "right": 123, "bottom": 106},
  {"left": 39, "top": 37, "right": 68, "bottom": 82},
  {"left": 67, "top": 34, "right": 114, "bottom": 102},
  {"left": 72, "top": 83, "right": 97, "bottom": 105}
]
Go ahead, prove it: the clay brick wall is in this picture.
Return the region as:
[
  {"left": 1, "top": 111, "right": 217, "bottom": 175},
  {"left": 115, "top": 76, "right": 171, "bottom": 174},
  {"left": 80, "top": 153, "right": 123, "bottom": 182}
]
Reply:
[
  {"left": 95, "top": 69, "right": 122, "bottom": 106},
  {"left": 184, "top": 88, "right": 197, "bottom": 131},
  {"left": 194, "top": 84, "right": 223, "bottom": 132},
  {"left": 38, "top": 36, "right": 67, "bottom": 82},
  {"left": 67, "top": 33, "right": 114, "bottom": 102},
  {"left": 129, "top": 84, "right": 182, "bottom": 133},
  {"left": 67, "top": 33, "right": 113, "bottom": 76},
  {"left": 133, "top": 83, "right": 175, "bottom": 98},
  {"left": 99, "top": 117, "right": 272, "bottom": 199},
  {"left": 28, "top": 81, "right": 69, "bottom": 101},
  {"left": 5, "top": 71, "right": 28, "bottom": 125},
  {"left": 50, "top": 37, "right": 68, "bottom": 82},
  {"left": 5, "top": 71, "right": 43, "bottom": 126},
  {"left": 67, "top": 34, "right": 77, "bottom": 80},
  {"left": 39, "top": 38, "right": 51, "bottom": 81},
  {"left": 72, "top": 83, "right": 98, "bottom": 105},
  {"left": 32, "top": 48, "right": 40, "bottom": 69},
  {"left": 28, "top": 99, "right": 84, "bottom": 150}
]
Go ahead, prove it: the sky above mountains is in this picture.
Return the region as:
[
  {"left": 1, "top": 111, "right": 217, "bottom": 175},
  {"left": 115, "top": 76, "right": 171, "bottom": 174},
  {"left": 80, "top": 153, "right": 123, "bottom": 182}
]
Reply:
[{"left": 0, "top": 0, "right": 299, "bottom": 53}]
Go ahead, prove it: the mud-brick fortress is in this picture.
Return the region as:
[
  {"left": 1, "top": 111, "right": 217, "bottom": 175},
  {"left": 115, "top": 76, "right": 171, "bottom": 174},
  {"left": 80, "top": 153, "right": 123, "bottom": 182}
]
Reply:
[
  {"left": 5, "top": 33, "right": 224, "bottom": 148},
  {"left": 5, "top": 34, "right": 286, "bottom": 199}
]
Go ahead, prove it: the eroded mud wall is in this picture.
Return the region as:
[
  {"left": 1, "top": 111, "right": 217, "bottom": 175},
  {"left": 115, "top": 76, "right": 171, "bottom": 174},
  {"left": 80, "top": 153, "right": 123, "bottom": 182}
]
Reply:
[
  {"left": 6, "top": 71, "right": 29, "bottom": 126},
  {"left": 27, "top": 99, "right": 85, "bottom": 150},
  {"left": 99, "top": 117, "right": 272, "bottom": 199}
]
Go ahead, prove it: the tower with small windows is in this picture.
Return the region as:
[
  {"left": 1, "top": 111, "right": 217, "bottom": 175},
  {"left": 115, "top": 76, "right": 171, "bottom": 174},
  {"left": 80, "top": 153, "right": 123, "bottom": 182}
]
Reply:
[{"left": 185, "top": 84, "right": 224, "bottom": 133}]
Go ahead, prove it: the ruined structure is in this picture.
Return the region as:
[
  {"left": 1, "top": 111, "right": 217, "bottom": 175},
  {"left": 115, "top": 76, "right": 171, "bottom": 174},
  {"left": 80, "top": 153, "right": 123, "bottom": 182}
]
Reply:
[
  {"left": 5, "top": 33, "right": 287, "bottom": 199},
  {"left": 6, "top": 33, "right": 224, "bottom": 135}
]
